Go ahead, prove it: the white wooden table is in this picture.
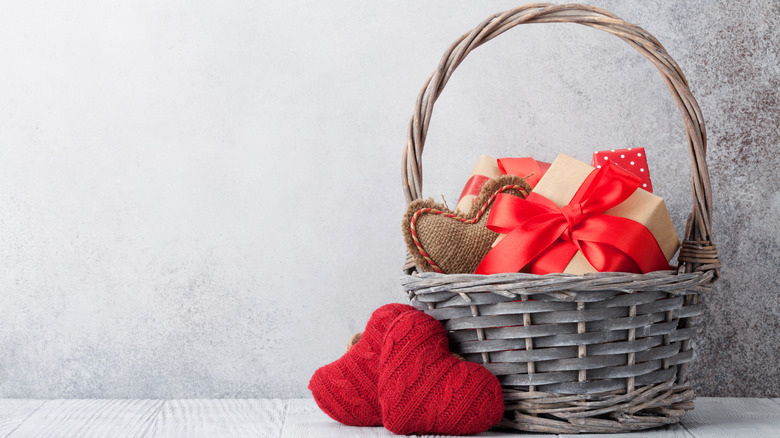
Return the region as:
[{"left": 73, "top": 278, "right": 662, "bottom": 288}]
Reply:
[{"left": 0, "top": 398, "right": 777, "bottom": 437}]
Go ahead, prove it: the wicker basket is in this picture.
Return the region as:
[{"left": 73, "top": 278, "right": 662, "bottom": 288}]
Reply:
[{"left": 401, "top": 4, "right": 720, "bottom": 434}]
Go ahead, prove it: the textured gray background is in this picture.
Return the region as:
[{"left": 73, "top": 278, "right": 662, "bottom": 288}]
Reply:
[{"left": 0, "top": 0, "right": 777, "bottom": 398}]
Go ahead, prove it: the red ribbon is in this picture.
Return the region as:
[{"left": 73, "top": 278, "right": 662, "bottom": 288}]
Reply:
[
  {"left": 458, "top": 158, "right": 551, "bottom": 200},
  {"left": 497, "top": 157, "right": 551, "bottom": 188},
  {"left": 474, "top": 161, "right": 670, "bottom": 275}
]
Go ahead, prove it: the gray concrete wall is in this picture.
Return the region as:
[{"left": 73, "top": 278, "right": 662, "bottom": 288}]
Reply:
[{"left": 0, "top": 0, "right": 777, "bottom": 398}]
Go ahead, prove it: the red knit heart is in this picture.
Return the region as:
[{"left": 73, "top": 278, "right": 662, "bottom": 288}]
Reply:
[
  {"left": 308, "top": 303, "right": 416, "bottom": 427},
  {"left": 378, "top": 310, "right": 504, "bottom": 435}
]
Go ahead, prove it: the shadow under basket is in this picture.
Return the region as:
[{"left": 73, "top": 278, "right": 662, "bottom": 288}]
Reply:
[{"left": 400, "top": 4, "right": 720, "bottom": 434}]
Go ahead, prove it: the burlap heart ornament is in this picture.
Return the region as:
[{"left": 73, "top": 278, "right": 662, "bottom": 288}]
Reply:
[{"left": 402, "top": 174, "right": 531, "bottom": 274}]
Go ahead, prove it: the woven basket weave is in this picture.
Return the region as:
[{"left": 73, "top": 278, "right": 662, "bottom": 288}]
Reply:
[{"left": 401, "top": 4, "right": 720, "bottom": 434}]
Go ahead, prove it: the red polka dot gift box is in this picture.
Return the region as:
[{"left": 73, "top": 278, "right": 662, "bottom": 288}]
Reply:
[{"left": 591, "top": 147, "right": 653, "bottom": 193}]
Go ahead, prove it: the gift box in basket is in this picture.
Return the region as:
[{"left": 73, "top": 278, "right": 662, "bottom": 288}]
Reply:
[{"left": 400, "top": 3, "right": 720, "bottom": 435}]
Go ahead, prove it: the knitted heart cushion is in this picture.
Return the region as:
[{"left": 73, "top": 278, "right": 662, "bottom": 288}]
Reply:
[
  {"left": 308, "top": 303, "right": 416, "bottom": 426},
  {"left": 378, "top": 310, "right": 504, "bottom": 435},
  {"left": 402, "top": 174, "right": 530, "bottom": 274}
]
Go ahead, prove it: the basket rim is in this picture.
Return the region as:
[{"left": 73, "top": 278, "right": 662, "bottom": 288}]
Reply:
[{"left": 402, "top": 270, "right": 715, "bottom": 301}]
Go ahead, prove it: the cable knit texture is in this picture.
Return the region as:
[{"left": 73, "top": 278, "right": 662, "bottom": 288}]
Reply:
[
  {"left": 378, "top": 310, "right": 505, "bottom": 435},
  {"left": 308, "top": 303, "right": 416, "bottom": 426}
]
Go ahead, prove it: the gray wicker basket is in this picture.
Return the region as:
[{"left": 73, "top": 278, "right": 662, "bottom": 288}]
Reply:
[{"left": 401, "top": 4, "right": 720, "bottom": 434}]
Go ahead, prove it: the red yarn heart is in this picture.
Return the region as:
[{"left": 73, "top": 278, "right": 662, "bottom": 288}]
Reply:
[
  {"left": 308, "top": 303, "right": 416, "bottom": 427},
  {"left": 378, "top": 310, "right": 504, "bottom": 435}
]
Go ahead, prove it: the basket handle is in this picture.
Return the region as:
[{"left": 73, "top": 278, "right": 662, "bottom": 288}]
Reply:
[{"left": 401, "top": 3, "right": 718, "bottom": 274}]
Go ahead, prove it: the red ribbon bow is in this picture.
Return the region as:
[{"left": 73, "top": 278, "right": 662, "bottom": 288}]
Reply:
[{"left": 474, "top": 161, "right": 670, "bottom": 275}]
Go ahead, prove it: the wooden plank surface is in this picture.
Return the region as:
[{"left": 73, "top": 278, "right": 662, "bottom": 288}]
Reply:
[
  {"left": 576, "top": 423, "right": 690, "bottom": 438},
  {"left": 281, "top": 398, "right": 543, "bottom": 437},
  {"left": 0, "top": 397, "right": 778, "bottom": 437},
  {"left": 0, "top": 400, "right": 46, "bottom": 438},
  {"left": 146, "top": 399, "right": 286, "bottom": 438},
  {"left": 680, "top": 397, "right": 780, "bottom": 438},
  {"left": 8, "top": 399, "right": 162, "bottom": 438},
  {"left": 280, "top": 399, "right": 392, "bottom": 438}
]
